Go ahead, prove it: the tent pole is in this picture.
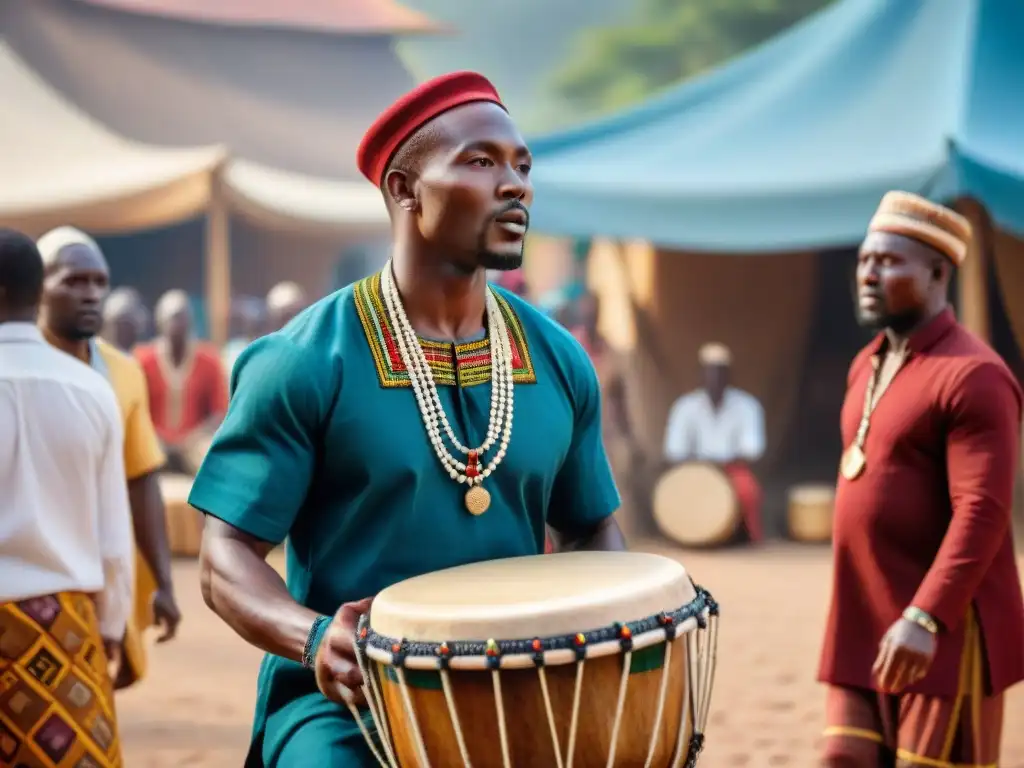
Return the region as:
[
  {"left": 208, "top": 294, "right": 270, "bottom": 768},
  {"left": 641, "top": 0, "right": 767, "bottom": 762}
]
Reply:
[
  {"left": 954, "top": 198, "right": 990, "bottom": 342},
  {"left": 205, "top": 166, "right": 231, "bottom": 347}
]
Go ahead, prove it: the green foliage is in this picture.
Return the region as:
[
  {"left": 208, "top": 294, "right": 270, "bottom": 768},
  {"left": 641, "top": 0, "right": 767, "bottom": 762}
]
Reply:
[{"left": 550, "top": 0, "right": 835, "bottom": 118}]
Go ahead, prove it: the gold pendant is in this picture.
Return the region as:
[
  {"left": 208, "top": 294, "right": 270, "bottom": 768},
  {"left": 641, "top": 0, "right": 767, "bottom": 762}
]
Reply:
[
  {"left": 465, "top": 485, "right": 491, "bottom": 516},
  {"left": 840, "top": 444, "right": 866, "bottom": 480}
]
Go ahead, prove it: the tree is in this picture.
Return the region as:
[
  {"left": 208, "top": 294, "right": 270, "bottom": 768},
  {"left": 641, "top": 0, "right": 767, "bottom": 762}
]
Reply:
[{"left": 549, "top": 0, "right": 834, "bottom": 119}]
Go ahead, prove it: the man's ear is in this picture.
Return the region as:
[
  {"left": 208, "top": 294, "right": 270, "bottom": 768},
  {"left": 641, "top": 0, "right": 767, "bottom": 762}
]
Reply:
[{"left": 385, "top": 170, "right": 418, "bottom": 213}]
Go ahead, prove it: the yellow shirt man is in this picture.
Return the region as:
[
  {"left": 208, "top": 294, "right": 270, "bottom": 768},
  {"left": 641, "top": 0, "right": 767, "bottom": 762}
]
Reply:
[{"left": 48, "top": 332, "right": 167, "bottom": 682}]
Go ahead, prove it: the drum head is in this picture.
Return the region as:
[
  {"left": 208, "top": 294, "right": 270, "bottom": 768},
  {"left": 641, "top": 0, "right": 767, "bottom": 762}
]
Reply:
[
  {"left": 370, "top": 551, "right": 695, "bottom": 642},
  {"left": 653, "top": 463, "right": 738, "bottom": 546},
  {"left": 788, "top": 484, "right": 835, "bottom": 505}
]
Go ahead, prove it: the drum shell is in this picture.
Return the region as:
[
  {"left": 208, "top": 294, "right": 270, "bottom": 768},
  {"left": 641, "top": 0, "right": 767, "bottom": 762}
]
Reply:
[
  {"left": 159, "top": 473, "right": 203, "bottom": 557},
  {"left": 652, "top": 462, "right": 741, "bottom": 547},
  {"left": 373, "top": 635, "right": 691, "bottom": 767},
  {"left": 787, "top": 484, "right": 834, "bottom": 543}
]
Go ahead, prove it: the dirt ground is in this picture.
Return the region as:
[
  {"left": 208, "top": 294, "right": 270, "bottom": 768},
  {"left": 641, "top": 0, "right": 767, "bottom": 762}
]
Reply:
[{"left": 116, "top": 542, "right": 1024, "bottom": 767}]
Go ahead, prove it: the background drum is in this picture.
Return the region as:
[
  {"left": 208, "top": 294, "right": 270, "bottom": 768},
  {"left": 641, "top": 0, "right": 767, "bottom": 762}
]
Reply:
[
  {"left": 652, "top": 463, "right": 740, "bottom": 547},
  {"left": 158, "top": 473, "right": 203, "bottom": 557},
  {"left": 786, "top": 484, "right": 835, "bottom": 543},
  {"left": 350, "top": 551, "right": 719, "bottom": 768}
]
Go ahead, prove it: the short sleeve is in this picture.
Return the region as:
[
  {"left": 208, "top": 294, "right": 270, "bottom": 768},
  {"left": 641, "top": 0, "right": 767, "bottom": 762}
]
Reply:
[
  {"left": 546, "top": 347, "right": 622, "bottom": 533},
  {"left": 122, "top": 363, "right": 166, "bottom": 479},
  {"left": 188, "top": 334, "right": 335, "bottom": 544}
]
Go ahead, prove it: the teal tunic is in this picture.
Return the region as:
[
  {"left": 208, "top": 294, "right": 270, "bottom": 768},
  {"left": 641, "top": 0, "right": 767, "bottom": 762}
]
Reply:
[{"left": 188, "top": 271, "right": 621, "bottom": 767}]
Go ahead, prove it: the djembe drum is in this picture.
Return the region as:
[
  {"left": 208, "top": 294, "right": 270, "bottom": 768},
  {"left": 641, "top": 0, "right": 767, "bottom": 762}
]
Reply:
[
  {"left": 786, "top": 484, "right": 835, "bottom": 543},
  {"left": 348, "top": 551, "right": 719, "bottom": 767},
  {"left": 652, "top": 463, "right": 740, "bottom": 547}
]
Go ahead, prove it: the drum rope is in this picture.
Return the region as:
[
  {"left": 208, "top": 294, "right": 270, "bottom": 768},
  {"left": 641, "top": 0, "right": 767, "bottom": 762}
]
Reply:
[
  {"left": 395, "top": 667, "right": 432, "bottom": 768},
  {"left": 604, "top": 650, "right": 633, "bottom": 768},
  {"left": 564, "top": 661, "right": 585, "bottom": 767},
  {"left": 643, "top": 641, "right": 674, "bottom": 768},
  {"left": 537, "top": 668, "right": 565, "bottom": 768},
  {"left": 365, "top": 664, "right": 399, "bottom": 767},
  {"left": 698, "top": 615, "right": 720, "bottom": 741},
  {"left": 345, "top": 700, "right": 390, "bottom": 768},
  {"left": 490, "top": 670, "right": 513, "bottom": 768},
  {"left": 439, "top": 670, "right": 473, "bottom": 767},
  {"left": 669, "top": 645, "right": 693, "bottom": 768},
  {"left": 355, "top": 616, "right": 400, "bottom": 768}
]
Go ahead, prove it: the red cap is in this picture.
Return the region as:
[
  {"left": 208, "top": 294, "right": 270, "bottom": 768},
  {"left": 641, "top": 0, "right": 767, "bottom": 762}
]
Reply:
[{"left": 356, "top": 71, "right": 505, "bottom": 187}]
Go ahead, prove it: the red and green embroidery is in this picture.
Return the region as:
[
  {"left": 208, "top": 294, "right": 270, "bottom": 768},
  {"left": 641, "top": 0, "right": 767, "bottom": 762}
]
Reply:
[{"left": 354, "top": 272, "right": 537, "bottom": 388}]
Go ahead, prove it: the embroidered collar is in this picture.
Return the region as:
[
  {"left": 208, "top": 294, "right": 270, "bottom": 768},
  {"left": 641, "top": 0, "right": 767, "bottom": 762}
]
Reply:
[{"left": 354, "top": 271, "right": 537, "bottom": 388}]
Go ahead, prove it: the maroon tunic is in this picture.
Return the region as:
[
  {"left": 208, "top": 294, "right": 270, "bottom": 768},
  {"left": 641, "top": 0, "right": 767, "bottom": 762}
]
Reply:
[{"left": 818, "top": 308, "right": 1024, "bottom": 697}]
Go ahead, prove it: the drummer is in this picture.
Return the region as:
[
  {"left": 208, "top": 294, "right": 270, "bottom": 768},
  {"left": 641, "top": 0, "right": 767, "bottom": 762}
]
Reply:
[
  {"left": 190, "top": 72, "right": 625, "bottom": 766},
  {"left": 663, "top": 342, "right": 766, "bottom": 542}
]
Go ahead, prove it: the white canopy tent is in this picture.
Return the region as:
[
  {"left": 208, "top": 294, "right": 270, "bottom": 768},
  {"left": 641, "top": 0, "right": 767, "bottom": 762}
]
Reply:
[{"left": 0, "top": 41, "right": 225, "bottom": 236}]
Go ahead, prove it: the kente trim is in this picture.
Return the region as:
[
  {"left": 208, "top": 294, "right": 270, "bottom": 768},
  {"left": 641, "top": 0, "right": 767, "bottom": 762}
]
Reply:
[
  {"left": 358, "top": 585, "right": 718, "bottom": 670},
  {"left": 354, "top": 271, "right": 537, "bottom": 388}
]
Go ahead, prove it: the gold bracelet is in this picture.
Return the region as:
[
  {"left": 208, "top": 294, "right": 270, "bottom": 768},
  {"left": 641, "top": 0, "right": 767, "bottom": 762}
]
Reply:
[{"left": 903, "top": 606, "right": 939, "bottom": 634}]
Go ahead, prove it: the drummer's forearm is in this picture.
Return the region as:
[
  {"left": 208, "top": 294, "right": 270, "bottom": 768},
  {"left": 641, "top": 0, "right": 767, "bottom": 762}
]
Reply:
[
  {"left": 553, "top": 515, "right": 627, "bottom": 552},
  {"left": 199, "top": 518, "right": 319, "bottom": 663}
]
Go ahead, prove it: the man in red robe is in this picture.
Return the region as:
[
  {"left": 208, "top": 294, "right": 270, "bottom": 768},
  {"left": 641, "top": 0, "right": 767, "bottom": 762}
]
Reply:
[
  {"left": 136, "top": 289, "right": 229, "bottom": 475},
  {"left": 819, "top": 191, "right": 1024, "bottom": 766}
]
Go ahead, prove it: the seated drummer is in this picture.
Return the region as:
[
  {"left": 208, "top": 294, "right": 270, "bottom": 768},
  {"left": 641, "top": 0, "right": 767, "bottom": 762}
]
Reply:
[
  {"left": 663, "top": 342, "right": 766, "bottom": 542},
  {"left": 189, "top": 72, "right": 626, "bottom": 767}
]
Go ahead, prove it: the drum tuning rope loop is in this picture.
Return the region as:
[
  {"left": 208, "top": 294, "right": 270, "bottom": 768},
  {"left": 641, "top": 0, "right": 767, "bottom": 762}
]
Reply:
[{"left": 360, "top": 587, "right": 716, "bottom": 667}]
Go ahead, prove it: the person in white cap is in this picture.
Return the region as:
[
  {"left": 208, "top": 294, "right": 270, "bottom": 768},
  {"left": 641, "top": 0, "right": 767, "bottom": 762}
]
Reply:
[
  {"left": 663, "top": 342, "right": 766, "bottom": 542},
  {"left": 36, "top": 225, "right": 181, "bottom": 690}
]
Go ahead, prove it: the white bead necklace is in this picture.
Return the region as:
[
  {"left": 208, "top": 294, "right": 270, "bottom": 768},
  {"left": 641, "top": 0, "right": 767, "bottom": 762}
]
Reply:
[{"left": 381, "top": 264, "right": 515, "bottom": 515}]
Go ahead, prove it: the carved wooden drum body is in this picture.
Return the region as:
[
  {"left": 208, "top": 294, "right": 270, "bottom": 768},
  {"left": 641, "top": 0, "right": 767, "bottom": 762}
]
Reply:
[{"left": 349, "top": 551, "right": 719, "bottom": 768}]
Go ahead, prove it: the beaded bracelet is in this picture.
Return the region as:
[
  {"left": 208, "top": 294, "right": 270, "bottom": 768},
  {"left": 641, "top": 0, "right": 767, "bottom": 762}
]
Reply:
[
  {"left": 903, "top": 606, "right": 939, "bottom": 634},
  {"left": 302, "top": 615, "right": 332, "bottom": 670}
]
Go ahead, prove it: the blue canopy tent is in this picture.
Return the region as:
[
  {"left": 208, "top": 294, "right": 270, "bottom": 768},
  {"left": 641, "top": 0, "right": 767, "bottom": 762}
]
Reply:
[
  {"left": 525, "top": 0, "right": 1024, "bottom": 533},
  {"left": 529, "top": 0, "right": 1024, "bottom": 251}
]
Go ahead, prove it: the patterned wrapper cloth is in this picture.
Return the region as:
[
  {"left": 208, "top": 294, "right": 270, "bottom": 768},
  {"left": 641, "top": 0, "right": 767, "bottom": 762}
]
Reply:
[{"left": 0, "top": 593, "right": 122, "bottom": 767}]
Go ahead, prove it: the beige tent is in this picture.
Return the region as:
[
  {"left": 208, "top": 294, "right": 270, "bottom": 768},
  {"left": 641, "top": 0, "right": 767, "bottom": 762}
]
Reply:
[
  {"left": 2, "top": 0, "right": 435, "bottom": 180},
  {"left": 0, "top": 38, "right": 239, "bottom": 339},
  {"left": 224, "top": 161, "right": 389, "bottom": 238},
  {"left": 0, "top": 0, "right": 437, "bottom": 340},
  {"left": 0, "top": 41, "right": 224, "bottom": 236}
]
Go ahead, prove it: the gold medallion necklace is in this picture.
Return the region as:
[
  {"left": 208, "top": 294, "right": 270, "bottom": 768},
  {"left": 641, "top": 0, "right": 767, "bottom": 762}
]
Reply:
[{"left": 840, "top": 347, "right": 908, "bottom": 481}]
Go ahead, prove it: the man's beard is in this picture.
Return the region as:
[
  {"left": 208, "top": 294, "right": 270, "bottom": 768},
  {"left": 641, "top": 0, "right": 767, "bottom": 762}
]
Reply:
[
  {"left": 55, "top": 318, "right": 96, "bottom": 341},
  {"left": 477, "top": 246, "right": 524, "bottom": 271},
  {"left": 856, "top": 305, "right": 922, "bottom": 335}
]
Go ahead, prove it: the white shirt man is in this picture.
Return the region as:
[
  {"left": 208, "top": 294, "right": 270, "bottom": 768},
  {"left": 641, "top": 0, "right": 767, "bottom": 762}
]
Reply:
[
  {"left": 663, "top": 344, "right": 766, "bottom": 464},
  {"left": 0, "top": 322, "right": 134, "bottom": 642}
]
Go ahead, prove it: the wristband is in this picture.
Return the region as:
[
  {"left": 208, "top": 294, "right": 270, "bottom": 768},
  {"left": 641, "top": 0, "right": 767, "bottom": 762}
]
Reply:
[
  {"left": 302, "top": 615, "right": 332, "bottom": 669},
  {"left": 902, "top": 606, "right": 939, "bottom": 635}
]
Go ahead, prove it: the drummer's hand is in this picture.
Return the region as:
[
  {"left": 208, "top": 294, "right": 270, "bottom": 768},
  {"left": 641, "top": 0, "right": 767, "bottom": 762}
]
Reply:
[{"left": 314, "top": 597, "right": 374, "bottom": 707}]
